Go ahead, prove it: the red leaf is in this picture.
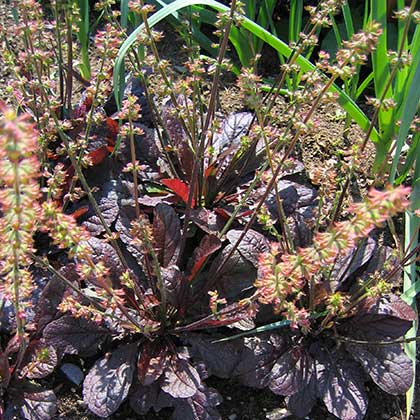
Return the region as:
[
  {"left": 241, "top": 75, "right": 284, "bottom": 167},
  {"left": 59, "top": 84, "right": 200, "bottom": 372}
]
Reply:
[
  {"left": 69, "top": 206, "right": 89, "bottom": 220},
  {"left": 161, "top": 178, "right": 195, "bottom": 207},
  {"left": 204, "top": 164, "right": 217, "bottom": 178},
  {"left": 88, "top": 145, "right": 109, "bottom": 165},
  {"left": 105, "top": 117, "right": 119, "bottom": 146},
  {"left": 214, "top": 208, "right": 230, "bottom": 219},
  {"left": 188, "top": 235, "right": 222, "bottom": 281}
]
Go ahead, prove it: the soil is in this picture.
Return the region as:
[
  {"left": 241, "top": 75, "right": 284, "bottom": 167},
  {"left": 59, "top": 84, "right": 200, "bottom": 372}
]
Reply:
[{"left": 0, "top": 2, "right": 418, "bottom": 420}]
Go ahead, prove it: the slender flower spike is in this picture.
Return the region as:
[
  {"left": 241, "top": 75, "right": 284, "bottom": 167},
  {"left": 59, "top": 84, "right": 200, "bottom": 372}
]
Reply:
[
  {"left": 255, "top": 186, "right": 410, "bottom": 319},
  {"left": 0, "top": 104, "right": 42, "bottom": 335}
]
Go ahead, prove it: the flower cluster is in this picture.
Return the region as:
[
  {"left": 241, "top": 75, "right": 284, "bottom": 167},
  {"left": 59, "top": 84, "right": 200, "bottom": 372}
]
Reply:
[
  {"left": 0, "top": 104, "right": 41, "bottom": 329},
  {"left": 256, "top": 185, "right": 410, "bottom": 318}
]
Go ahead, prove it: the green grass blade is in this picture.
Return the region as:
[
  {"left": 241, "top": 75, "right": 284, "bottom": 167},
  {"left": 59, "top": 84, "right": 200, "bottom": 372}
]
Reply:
[
  {"left": 400, "top": 68, "right": 420, "bottom": 416},
  {"left": 389, "top": 56, "right": 420, "bottom": 183},
  {"left": 398, "top": 25, "right": 420, "bottom": 108},
  {"left": 355, "top": 71, "right": 373, "bottom": 99},
  {"left": 120, "top": 0, "right": 129, "bottom": 29},
  {"left": 289, "top": 0, "right": 303, "bottom": 44},
  {"left": 342, "top": 2, "right": 354, "bottom": 38},
  {"left": 395, "top": 133, "right": 420, "bottom": 185},
  {"left": 394, "top": 0, "right": 409, "bottom": 101},
  {"left": 370, "top": 0, "right": 393, "bottom": 134},
  {"left": 213, "top": 319, "right": 292, "bottom": 343},
  {"left": 330, "top": 13, "right": 343, "bottom": 48},
  {"left": 402, "top": 271, "right": 420, "bottom": 301},
  {"left": 402, "top": 207, "right": 420, "bottom": 420},
  {"left": 113, "top": 0, "right": 379, "bottom": 143},
  {"left": 254, "top": 0, "right": 277, "bottom": 56},
  {"left": 76, "top": 0, "right": 91, "bottom": 79}
]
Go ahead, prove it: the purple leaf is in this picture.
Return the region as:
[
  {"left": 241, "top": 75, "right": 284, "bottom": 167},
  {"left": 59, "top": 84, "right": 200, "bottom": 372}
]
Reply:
[
  {"left": 161, "top": 96, "right": 187, "bottom": 147},
  {"left": 161, "top": 358, "right": 201, "bottom": 399},
  {"left": 189, "top": 209, "right": 225, "bottom": 235},
  {"left": 0, "top": 351, "right": 10, "bottom": 388},
  {"left": 60, "top": 363, "right": 84, "bottom": 386},
  {"left": 86, "top": 237, "right": 125, "bottom": 285},
  {"left": 129, "top": 383, "right": 159, "bottom": 415},
  {"left": 83, "top": 181, "right": 119, "bottom": 236},
  {"left": 161, "top": 265, "right": 183, "bottom": 307},
  {"left": 21, "top": 343, "right": 57, "bottom": 379},
  {"left": 172, "top": 386, "right": 222, "bottom": 420},
  {"left": 6, "top": 386, "right": 57, "bottom": 420},
  {"left": 209, "top": 245, "right": 256, "bottom": 300},
  {"left": 178, "top": 301, "right": 256, "bottom": 331},
  {"left": 138, "top": 341, "right": 169, "bottom": 386},
  {"left": 342, "top": 294, "right": 416, "bottom": 340},
  {"left": 83, "top": 343, "right": 138, "bottom": 417},
  {"left": 285, "top": 374, "right": 317, "bottom": 418},
  {"left": 33, "top": 268, "right": 68, "bottom": 330},
  {"left": 115, "top": 206, "right": 144, "bottom": 265},
  {"left": 360, "top": 294, "right": 416, "bottom": 321},
  {"left": 153, "top": 203, "right": 181, "bottom": 267},
  {"left": 187, "top": 235, "right": 222, "bottom": 280},
  {"left": 43, "top": 315, "right": 108, "bottom": 356},
  {"left": 269, "top": 346, "right": 313, "bottom": 396},
  {"left": 346, "top": 342, "right": 413, "bottom": 395},
  {"left": 363, "top": 245, "right": 402, "bottom": 284},
  {"left": 234, "top": 335, "right": 285, "bottom": 389},
  {"left": 226, "top": 229, "right": 269, "bottom": 268},
  {"left": 316, "top": 351, "right": 367, "bottom": 420},
  {"left": 264, "top": 179, "right": 318, "bottom": 247},
  {"left": 213, "top": 112, "right": 254, "bottom": 155},
  {"left": 186, "top": 334, "right": 242, "bottom": 378},
  {"left": 116, "top": 124, "right": 159, "bottom": 167},
  {"left": 331, "top": 237, "right": 377, "bottom": 291},
  {"left": 0, "top": 269, "right": 48, "bottom": 333}
]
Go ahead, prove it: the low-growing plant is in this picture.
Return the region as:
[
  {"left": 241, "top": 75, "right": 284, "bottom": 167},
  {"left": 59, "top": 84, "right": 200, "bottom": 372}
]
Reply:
[{"left": 0, "top": 1, "right": 419, "bottom": 420}]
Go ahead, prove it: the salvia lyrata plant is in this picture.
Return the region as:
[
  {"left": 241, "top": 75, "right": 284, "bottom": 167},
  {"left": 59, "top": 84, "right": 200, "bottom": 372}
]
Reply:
[{"left": 0, "top": 1, "right": 418, "bottom": 420}]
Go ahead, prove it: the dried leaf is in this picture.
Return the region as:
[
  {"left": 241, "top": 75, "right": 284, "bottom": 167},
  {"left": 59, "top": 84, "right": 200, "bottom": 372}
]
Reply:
[{"left": 83, "top": 343, "right": 137, "bottom": 417}]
